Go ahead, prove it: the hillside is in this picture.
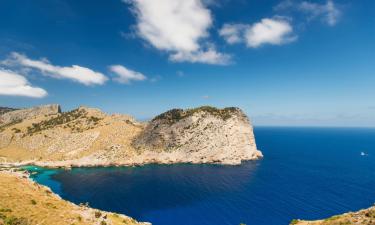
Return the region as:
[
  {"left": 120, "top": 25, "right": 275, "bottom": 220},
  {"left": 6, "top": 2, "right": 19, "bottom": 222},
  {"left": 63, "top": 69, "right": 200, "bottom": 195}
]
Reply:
[
  {"left": 0, "top": 169, "right": 149, "bottom": 225},
  {"left": 0, "top": 104, "right": 261, "bottom": 167}
]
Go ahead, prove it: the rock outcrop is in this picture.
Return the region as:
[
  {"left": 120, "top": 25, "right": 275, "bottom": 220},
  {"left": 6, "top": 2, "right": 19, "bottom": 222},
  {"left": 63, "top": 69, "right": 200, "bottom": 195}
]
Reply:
[
  {"left": 134, "top": 106, "right": 262, "bottom": 164},
  {"left": 0, "top": 105, "right": 262, "bottom": 167},
  {"left": 0, "top": 104, "right": 61, "bottom": 125}
]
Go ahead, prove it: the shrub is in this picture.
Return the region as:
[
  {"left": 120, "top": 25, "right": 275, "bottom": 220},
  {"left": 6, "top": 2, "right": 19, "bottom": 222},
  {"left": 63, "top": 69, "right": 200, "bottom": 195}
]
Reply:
[
  {"left": 290, "top": 219, "right": 299, "bottom": 225},
  {"left": 30, "top": 199, "right": 37, "bottom": 205},
  {"left": 94, "top": 211, "right": 102, "bottom": 218},
  {"left": 12, "top": 128, "right": 21, "bottom": 133},
  {"left": 152, "top": 106, "right": 239, "bottom": 124}
]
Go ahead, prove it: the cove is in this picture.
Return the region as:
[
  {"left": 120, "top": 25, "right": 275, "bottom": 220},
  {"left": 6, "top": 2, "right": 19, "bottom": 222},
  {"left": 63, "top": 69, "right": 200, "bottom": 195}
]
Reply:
[{"left": 27, "top": 127, "right": 375, "bottom": 225}]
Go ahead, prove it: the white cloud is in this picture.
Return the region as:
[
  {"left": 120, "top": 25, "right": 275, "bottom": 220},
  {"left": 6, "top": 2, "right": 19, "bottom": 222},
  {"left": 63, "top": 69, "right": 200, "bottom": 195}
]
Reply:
[
  {"left": 3, "top": 52, "right": 108, "bottom": 86},
  {"left": 109, "top": 65, "right": 147, "bottom": 84},
  {"left": 219, "top": 24, "right": 246, "bottom": 44},
  {"left": 220, "top": 18, "right": 296, "bottom": 48},
  {"left": 0, "top": 69, "right": 47, "bottom": 98},
  {"left": 245, "top": 18, "right": 296, "bottom": 48},
  {"left": 275, "top": 0, "right": 341, "bottom": 26},
  {"left": 125, "top": 0, "right": 230, "bottom": 64},
  {"left": 170, "top": 47, "right": 231, "bottom": 65}
]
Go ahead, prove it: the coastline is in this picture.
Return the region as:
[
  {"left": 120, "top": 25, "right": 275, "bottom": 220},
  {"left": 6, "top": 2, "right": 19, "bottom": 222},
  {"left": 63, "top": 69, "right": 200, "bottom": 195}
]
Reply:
[
  {"left": 0, "top": 152, "right": 263, "bottom": 169},
  {"left": 0, "top": 168, "right": 150, "bottom": 225}
]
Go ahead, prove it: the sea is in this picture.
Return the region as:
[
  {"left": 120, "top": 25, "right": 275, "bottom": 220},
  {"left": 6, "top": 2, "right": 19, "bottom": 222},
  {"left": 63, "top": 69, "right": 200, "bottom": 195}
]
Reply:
[{"left": 25, "top": 127, "right": 375, "bottom": 225}]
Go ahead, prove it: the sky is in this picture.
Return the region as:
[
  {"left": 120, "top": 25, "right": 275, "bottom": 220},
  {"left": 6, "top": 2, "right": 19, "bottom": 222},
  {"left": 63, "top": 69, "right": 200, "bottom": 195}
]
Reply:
[{"left": 0, "top": 0, "right": 374, "bottom": 127}]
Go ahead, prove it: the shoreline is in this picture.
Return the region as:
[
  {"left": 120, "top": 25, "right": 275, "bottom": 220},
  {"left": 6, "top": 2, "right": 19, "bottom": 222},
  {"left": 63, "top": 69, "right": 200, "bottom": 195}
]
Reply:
[
  {"left": 0, "top": 168, "right": 151, "bottom": 225},
  {"left": 0, "top": 155, "right": 263, "bottom": 169}
]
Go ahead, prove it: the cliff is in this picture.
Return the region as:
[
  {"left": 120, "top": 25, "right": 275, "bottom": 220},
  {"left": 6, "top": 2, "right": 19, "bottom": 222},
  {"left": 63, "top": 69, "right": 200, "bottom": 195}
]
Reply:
[
  {"left": 0, "top": 169, "right": 149, "bottom": 225},
  {"left": 291, "top": 205, "right": 375, "bottom": 225},
  {"left": 134, "top": 106, "right": 262, "bottom": 164},
  {"left": 0, "top": 105, "right": 262, "bottom": 167}
]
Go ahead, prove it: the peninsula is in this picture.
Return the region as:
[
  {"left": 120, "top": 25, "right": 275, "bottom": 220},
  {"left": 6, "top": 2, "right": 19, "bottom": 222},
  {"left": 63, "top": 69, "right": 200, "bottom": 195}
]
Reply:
[{"left": 0, "top": 104, "right": 262, "bottom": 168}]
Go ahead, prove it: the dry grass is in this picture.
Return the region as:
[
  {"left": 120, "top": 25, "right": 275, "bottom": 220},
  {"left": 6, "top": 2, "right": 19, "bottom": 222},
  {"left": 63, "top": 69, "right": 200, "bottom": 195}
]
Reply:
[
  {"left": 0, "top": 107, "right": 143, "bottom": 164},
  {"left": 292, "top": 206, "right": 375, "bottom": 225},
  {"left": 0, "top": 171, "right": 148, "bottom": 225}
]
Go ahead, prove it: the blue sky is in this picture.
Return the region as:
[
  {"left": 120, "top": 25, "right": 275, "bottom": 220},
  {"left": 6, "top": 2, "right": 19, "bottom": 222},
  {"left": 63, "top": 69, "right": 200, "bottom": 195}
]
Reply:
[{"left": 0, "top": 0, "right": 374, "bottom": 126}]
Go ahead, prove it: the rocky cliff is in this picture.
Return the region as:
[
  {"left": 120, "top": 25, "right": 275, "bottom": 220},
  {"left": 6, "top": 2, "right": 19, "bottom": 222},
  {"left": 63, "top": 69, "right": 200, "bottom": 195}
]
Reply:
[
  {"left": 0, "top": 105, "right": 262, "bottom": 167},
  {"left": 134, "top": 106, "right": 262, "bottom": 164}
]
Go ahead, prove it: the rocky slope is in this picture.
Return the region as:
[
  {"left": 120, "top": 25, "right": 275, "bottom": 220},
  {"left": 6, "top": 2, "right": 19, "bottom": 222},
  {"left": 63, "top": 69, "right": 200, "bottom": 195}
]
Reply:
[
  {"left": 291, "top": 205, "right": 375, "bottom": 225},
  {"left": 0, "top": 104, "right": 261, "bottom": 167},
  {"left": 134, "top": 107, "right": 262, "bottom": 164},
  {"left": 0, "top": 169, "right": 149, "bottom": 225}
]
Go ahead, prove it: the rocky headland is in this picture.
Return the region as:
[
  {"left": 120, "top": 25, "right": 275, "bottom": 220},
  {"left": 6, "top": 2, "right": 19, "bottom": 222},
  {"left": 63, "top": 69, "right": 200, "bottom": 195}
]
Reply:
[{"left": 0, "top": 104, "right": 262, "bottom": 168}]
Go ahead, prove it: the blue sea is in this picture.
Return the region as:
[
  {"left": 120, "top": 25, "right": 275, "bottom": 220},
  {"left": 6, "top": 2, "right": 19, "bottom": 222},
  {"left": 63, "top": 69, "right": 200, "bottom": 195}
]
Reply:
[{"left": 27, "top": 127, "right": 375, "bottom": 225}]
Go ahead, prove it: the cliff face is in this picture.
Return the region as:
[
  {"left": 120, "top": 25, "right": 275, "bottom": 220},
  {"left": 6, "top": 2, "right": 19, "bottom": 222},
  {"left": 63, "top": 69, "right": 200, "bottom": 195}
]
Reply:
[
  {"left": 134, "top": 106, "right": 262, "bottom": 164},
  {"left": 0, "top": 105, "right": 262, "bottom": 167},
  {"left": 0, "top": 104, "right": 61, "bottom": 125}
]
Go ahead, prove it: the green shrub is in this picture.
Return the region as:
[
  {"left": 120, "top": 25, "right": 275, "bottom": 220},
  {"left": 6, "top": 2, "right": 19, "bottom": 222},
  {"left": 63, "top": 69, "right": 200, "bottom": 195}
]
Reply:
[
  {"left": 152, "top": 106, "right": 239, "bottom": 124},
  {"left": 290, "top": 219, "right": 299, "bottom": 225}
]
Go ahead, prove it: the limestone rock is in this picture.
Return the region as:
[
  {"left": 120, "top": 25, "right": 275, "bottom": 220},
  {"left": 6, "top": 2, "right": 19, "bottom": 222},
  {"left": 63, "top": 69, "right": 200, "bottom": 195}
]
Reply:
[{"left": 133, "top": 106, "right": 262, "bottom": 164}]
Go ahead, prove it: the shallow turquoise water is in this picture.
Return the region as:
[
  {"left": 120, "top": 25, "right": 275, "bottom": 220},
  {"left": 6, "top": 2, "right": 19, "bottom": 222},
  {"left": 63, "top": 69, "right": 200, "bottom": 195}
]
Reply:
[{"left": 27, "top": 127, "right": 375, "bottom": 225}]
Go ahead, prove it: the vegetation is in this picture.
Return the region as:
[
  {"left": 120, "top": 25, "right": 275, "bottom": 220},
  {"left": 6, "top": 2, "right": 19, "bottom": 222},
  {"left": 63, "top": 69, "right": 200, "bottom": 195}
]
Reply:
[
  {"left": 25, "top": 108, "right": 102, "bottom": 135},
  {"left": 0, "top": 119, "right": 23, "bottom": 132},
  {"left": 94, "top": 211, "right": 102, "bottom": 218},
  {"left": 11, "top": 128, "right": 21, "bottom": 133},
  {"left": 290, "top": 219, "right": 299, "bottom": 224},
  {"left": 0, "top": 107, "right": 17, "bottom": 115},
  {"left": 0, "top": 213, "right": 28, "bottom": 225},
  {"left": 291, "top": 205, "right": 375, "bottom": 225},
  {"left": 152, "top": 106, "right": 239, "bottom": 124}
]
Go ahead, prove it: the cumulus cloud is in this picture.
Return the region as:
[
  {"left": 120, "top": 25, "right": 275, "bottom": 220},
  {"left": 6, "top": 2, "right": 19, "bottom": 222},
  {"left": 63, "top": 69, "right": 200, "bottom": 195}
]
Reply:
[
  {"left": 0, "top": 69, "right": 47, "bottom": 98},
  {"left": 245, "top": 18, "right": 296, "bottom": 47},
  {"left": 275, "top": 0, "right": 341, "bottom": 26},
  {"left": 219, "top": 18, "right": 296, "bottom": 48},
  {"left": 109, "top": 65, "right": 147, "bottom": 84},
  {"left": 124, "top": 0, "right": 230, "bottom": 64},
  {"left": 3, "top": 52, "right": 108, "bottom": 86}
]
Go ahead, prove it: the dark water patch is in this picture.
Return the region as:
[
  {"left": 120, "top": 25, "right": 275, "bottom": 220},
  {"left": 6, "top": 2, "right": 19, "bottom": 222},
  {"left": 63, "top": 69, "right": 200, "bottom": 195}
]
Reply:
[{"left": 28, "top": 127, "right": 375, "bottom": 225}]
